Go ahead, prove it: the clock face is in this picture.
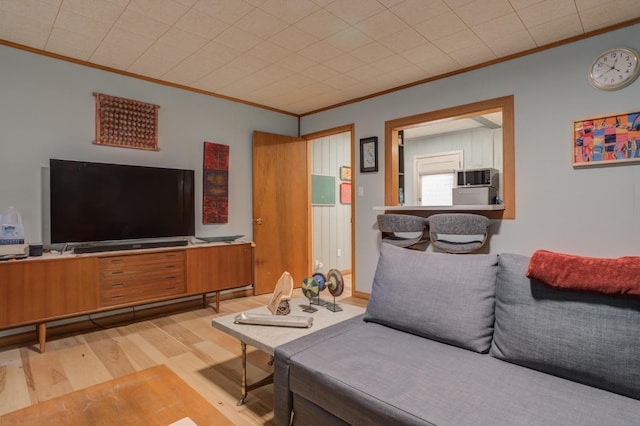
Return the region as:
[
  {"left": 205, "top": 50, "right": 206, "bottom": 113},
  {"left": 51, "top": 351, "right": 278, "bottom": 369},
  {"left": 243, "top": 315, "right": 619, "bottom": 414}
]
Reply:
[{"left": 588, "top": 48, "right": 640, "bottom": 91}]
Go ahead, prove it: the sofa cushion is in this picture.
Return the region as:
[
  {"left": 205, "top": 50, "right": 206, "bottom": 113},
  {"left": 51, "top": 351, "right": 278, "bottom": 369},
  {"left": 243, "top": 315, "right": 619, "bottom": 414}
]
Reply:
[
  {"left": 491, "top": 253, "right": 640, "bottom": 400},
  {"left": 284, "top": 322, "right": 640, "bottom": 426},
  {"left": 274, "top": 314, "right": 366, "bottom": 426},
  {"left": 364, "top": 243, "right": 498, "bottom": 353}
]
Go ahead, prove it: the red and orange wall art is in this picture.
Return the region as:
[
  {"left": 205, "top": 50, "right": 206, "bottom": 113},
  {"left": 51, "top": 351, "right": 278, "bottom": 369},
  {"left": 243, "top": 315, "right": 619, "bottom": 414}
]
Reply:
[{"left": 203, "top": 142, "right": 229, "bottom": 224}]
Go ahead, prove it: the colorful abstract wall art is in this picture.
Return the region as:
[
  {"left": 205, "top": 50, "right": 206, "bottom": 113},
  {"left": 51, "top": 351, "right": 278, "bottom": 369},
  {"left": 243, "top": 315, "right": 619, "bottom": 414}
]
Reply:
[
  {"left": 203, "top": 142, "right": 229, "bottom": 223},
  {"left": 573, "top": 111, "right": 640, "bottom": 167}
]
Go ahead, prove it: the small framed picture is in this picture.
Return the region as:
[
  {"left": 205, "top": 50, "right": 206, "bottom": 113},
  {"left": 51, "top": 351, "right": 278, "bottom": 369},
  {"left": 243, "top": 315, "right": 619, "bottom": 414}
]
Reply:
[
  {"left": 339, "top": 166, "right": 351, "bottom": 181},
  {"left": 340, "top": 182, "right": 352, "bottom": 204},
  {"left": 573, "top": 110, "right": 640, "bottom": 167},
  {"left": 360, "top": 136, "right": 378, "bottom": 173}
]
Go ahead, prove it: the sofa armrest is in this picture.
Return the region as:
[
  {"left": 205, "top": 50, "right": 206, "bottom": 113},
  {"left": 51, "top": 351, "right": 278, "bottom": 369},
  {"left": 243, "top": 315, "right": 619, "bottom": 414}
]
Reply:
[{"left": 274, "top": 314, "right": 366, "bottom": 426}]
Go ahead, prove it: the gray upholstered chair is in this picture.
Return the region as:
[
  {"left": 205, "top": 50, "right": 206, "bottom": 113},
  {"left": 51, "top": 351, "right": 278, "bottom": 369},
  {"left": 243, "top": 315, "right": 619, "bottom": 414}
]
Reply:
[
  {"left": 427, "top": 213, "right": 490, "bottom": 253},
  {"left": 377, "top": 214, "right": 430, "bottom": 251}
]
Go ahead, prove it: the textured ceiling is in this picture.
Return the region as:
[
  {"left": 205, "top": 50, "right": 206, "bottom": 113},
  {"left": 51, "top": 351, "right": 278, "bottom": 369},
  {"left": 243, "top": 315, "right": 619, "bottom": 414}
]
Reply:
[{"left": 1, "top": 0, "right": 639, "bottom": 115}]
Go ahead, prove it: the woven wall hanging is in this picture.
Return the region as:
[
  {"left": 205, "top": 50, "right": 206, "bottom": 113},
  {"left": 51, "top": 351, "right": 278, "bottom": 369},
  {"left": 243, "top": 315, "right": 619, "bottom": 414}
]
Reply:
[{"left": 93, "top": 92, "right": 159, "bottom": 151}]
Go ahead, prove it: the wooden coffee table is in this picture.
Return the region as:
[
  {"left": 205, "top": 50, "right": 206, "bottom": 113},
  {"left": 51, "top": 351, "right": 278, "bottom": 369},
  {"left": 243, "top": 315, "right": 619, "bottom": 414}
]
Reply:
[{"left": 212, "top": 297, "right": 365, "bottom": 405}]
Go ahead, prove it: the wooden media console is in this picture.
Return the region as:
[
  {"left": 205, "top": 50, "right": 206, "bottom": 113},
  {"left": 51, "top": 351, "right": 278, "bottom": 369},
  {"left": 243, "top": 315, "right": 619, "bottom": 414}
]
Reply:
[{"left": 0, "top": 241, "right": 253, "bottom": 352}]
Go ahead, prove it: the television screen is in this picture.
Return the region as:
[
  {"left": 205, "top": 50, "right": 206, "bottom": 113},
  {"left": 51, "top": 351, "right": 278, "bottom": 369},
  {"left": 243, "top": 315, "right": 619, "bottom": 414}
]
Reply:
[{"left": 49, "top": 159, "right": 195, "bottom": 244}]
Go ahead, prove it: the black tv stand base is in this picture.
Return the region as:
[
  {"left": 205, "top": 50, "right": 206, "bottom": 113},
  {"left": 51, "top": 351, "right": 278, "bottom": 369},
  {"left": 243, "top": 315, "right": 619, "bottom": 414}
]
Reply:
[{"left": 73, "top": 239, "right": 188, "bottom": 254}]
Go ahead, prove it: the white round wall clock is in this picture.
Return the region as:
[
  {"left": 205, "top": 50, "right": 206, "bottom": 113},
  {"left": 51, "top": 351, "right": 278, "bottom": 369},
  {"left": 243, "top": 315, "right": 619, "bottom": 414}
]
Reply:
[{"left": 588, "top": 47, "right": 640, "bottom": 91}]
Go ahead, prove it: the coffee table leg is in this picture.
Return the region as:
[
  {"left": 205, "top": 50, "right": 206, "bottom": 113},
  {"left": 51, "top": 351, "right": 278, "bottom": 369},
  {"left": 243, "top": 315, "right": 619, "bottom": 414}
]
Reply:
[
  {"left": 238, "top": 342, "right": 248, "bottom": 406},
  {"left": 237, "top": 341, "right": 275, "bottom": 406}
]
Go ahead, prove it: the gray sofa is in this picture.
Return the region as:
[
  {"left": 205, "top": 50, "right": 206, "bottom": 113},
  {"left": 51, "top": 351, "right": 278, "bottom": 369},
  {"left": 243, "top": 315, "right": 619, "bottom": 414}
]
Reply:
[{"left": 274, "top": 243, "right": 640, "bottom": 425}]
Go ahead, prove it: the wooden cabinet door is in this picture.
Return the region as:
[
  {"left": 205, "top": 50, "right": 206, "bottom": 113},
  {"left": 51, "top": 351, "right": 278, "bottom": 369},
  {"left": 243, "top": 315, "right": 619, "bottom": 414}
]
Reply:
[
  {"left": 0, "top": 257, "right": 99, "bottom": 327},
  {"left": 186, "top": 244, "right": 253, "bottom": 294}
]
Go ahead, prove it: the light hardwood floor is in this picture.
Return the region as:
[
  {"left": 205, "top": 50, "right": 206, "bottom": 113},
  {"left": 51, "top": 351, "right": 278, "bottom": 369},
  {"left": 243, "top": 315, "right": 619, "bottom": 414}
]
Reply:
[{"left": 0, "top": 279, "right": 367, "bottom": 425}]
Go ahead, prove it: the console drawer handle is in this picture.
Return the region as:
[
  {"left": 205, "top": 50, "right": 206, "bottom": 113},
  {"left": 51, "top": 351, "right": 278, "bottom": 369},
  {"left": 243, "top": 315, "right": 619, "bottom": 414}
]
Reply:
[
  {"left": 110, "top": 295, "right": 125, "bottom": 300},
  {"left": 111, "top": 283, "right": 125, "bottom": 288},
  {"left": 165, "top": 286, "right": 178, "bottom": 291}
]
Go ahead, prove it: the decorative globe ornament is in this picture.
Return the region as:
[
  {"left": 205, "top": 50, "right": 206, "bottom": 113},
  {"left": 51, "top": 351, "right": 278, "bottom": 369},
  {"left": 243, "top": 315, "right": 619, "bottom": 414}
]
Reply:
[
  {"left": 313, "top": 272, "right": 326, "bottom": 291},
  {"left": 326, "top": 269, "right": 344, "bottom": 312},
  {"left": 301, "top": 276, "right": 319, "bottom": 313},
  {"left": 311, "top": 272, "right": 328, "bottom": 306},
  {"left": 326, "top": 269, "right": 344, "bottom": 297},
  {"left": 301, "top": 276, "right": 319, "bottom": 298}
]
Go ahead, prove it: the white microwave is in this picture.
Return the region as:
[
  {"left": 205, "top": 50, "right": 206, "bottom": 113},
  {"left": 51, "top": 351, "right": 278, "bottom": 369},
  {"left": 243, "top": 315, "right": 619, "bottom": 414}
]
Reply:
[{"left": 456, "top": 168, "right": 498, "bottom": 188}]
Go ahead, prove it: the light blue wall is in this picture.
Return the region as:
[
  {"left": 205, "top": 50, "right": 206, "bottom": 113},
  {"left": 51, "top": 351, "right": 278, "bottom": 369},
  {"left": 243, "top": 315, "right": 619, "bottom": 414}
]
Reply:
[
  {"left": 0, "top": 44, "right": 298, "bottom": 244},
  {"left": 301, "top": 24, "right": 640, "bottom": 294},
  {"left": 2, "top": 25, "right": 639, "bottom": 298}
]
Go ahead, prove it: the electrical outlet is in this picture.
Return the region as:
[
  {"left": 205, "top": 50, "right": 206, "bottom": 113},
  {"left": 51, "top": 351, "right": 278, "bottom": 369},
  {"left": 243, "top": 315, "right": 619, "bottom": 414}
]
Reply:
[{"left": 337, "top": 248, "right": 341, "bottom": 257}]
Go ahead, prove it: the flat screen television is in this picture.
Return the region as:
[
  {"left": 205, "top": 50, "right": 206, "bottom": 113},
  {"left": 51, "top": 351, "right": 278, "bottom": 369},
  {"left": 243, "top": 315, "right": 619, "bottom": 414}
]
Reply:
[{"left": 49, "top": 159, "right": 195, "bottom": 250}]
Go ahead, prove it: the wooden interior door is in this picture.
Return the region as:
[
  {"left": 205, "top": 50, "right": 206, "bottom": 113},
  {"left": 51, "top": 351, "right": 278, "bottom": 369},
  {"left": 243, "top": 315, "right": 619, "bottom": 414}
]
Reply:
[{"left": 252, "top": 131, "right": 310, "bottom": 294}]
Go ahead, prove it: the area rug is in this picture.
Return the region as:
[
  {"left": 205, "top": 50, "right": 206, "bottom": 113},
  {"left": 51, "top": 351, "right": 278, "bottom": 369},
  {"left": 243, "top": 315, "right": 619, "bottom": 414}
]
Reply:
[{"left": 0, "top": 365, "right": 233, "bottom": 425}]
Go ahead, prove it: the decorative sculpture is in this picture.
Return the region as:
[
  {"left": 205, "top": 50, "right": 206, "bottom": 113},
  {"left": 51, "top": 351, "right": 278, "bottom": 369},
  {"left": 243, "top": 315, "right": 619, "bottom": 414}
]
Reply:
[
  {"left": 267, "top": 271, "right": 294, "bottom": 315},
  {"left": 301, "top": 276, "right": 319, "bottom": 313},
  {"left": 326, "top": 269, "right": 344, "bottom": 312},
  {"left": 310, "top": 272, "right": 327, "bottom": 306}
]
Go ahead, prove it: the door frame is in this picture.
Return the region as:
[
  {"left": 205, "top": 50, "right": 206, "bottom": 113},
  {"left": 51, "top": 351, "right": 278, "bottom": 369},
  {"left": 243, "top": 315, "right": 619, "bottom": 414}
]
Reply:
[{"left": 302, "top": 124, "right": 357, "bottom": 297}]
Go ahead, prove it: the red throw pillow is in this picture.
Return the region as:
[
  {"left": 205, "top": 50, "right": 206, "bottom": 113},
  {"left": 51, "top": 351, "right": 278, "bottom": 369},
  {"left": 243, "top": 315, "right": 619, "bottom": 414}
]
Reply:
[{"left": 526, "top": 250, "right": 640, "bottom": 296}]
